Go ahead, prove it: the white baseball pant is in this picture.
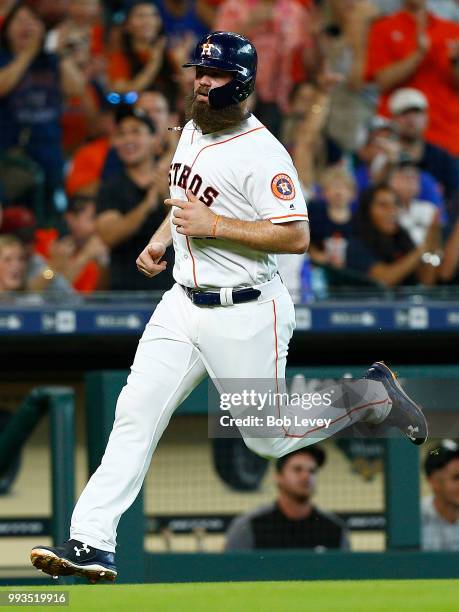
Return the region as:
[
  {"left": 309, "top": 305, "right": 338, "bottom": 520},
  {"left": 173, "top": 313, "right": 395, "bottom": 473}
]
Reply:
[{"left": 70, "top": 275, "right": 390, "bottom": 551}]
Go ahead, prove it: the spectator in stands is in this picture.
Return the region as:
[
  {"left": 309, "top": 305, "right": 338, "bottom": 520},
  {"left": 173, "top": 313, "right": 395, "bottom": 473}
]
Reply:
[
  {"left": 278, "top": 71, "right": 343, "bottom": 301},
  {"left": 156, "top": 0, "right": 209, "bottom": 42},
  {"left": 46, "top": 0, "right": 106, "bottom": 155},
  {"left": 352, "top": 116, "right": 443, "bottom": 210},
  {"left": 108, "top": 2, "right": 180, "bottom": 110},
  {"left": 215, "top": 0, "right": 314, "bottom": 136},
  {"left": 0, "top": 205, "right": 79, "bottom": 293},
  {"left": 65, "top": 97, "right": 119, "bottom": 197},
  {"left": 353, "top": 116, "right": 402, "bottom": 190},
  {"left": 96, "top": 106, "right": 173, "bottom": 291},
  {"left": 147, "top": 1, "right": 218, "bottom": 101},
  {"left": 389, "top": 161, "right": 437, "bottom": 245},
  {"left": 346, "top": 184, "right": 440, "bottom": 286},
  {"left": 65, "top": 99, "right": 117, "bottom": 197},
  {"left": 225, "top": 446, "right": 349, "bottom": 550},
  {"left": 135, "top": 90, "right": 178, "bottom": 197},
  {"left": 319, "top": 0, "right": 379, "bottom": 152},
  {"left": 101, "top": 90, "right": 178, "bottom": 193},
  {"left": 388, "top": 88, "right": 459, "bottom": 205},
  {"left": 308, "top": 166, "right": 355, "bottom": 268},
  {"left": 278, "top": 70, "right": 343, "bottom": 300},
  {"left": 136, "top": 89, "right": 178, "bottom": 159},
  {"left": 0, "top": 3, "right": 85, "bottom": 213},
  {"left": 47, "top": 0, "right": 105, "bottom": 60},
  {"left": 0, "top": 234, "right": 26, "bottom": 292},
  {"left": 288, "top": 73, "right": 343, "bottom": 190},
  {"left": 34, "top": 195, "right": 109, "bottom": 293},
  {"left": 366, "top": 0, "right": 459, "bottom": 156},
  {"left": 422, "top": 439, "right": 459, "bottom": 551}
]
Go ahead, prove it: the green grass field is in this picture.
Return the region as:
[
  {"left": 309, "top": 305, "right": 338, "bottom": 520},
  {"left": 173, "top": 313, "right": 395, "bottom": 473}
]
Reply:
[{"left": 1, "top": 580, "right": 459, "bottom": 611}]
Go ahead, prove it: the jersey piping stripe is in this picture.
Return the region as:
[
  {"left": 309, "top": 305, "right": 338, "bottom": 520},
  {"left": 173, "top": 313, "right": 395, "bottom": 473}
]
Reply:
[
  {"left": 269, "top": 214, "right": 309, "bottom": 221},
  {"left": 272, "top": 299, "right": 289, "bottom": 437},
  {"left": 185, "top": 236, "right": 198, "bottom": 287},
  {"left": 284, "top": 398, "right": 391, "bottom": 439},
  {"left": 272, "top": 300, "right": 279, "bottom": 395},
  {"left": 189, "top": 126, "right": 266, "bottom": 173},
  {"left": 185, "top": 125, "right": 266, "bottom": 287}
]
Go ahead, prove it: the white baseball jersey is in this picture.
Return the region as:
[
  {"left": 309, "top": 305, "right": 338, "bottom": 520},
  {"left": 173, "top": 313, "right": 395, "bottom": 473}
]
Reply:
[{"left": 168, "top": 114, "right": 308, "bottom": 289}]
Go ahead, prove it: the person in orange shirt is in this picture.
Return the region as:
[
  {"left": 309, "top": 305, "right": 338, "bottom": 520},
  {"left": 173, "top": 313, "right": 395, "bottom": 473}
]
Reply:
[
  {"left": 65, "top": 102, "right": 117, "bottom": 197},
  {"left": 366, "top": 0, "right": 459, "bottom": 156},
  {"left": 108, "top": 2, "right": 180, "bottom": 109},
  {"left": 66, "top": 137, "right": 111, "bottom": 197}
]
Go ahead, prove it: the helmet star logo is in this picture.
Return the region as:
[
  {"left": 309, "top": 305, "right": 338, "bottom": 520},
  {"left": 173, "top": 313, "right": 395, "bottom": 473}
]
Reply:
[{"left": 201, "top": 43, "right": 216, "bottom": 57}]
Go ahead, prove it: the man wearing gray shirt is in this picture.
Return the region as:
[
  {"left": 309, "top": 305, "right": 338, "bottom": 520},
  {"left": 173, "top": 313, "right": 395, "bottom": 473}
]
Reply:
[
  {"left": 422, "top": 439, "right": 459, "bottom": 551},
  {"left": 225, "top": 446, "right": 349, "bottom": 551}
]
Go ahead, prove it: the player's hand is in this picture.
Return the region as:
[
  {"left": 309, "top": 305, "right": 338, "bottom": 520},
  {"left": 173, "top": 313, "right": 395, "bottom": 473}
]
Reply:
[
  {"left": 165, "top": 190, "right": 216, "bottom": 238},
  {"left": 136, "top": 241, "right": 167, "bottom": 278}
]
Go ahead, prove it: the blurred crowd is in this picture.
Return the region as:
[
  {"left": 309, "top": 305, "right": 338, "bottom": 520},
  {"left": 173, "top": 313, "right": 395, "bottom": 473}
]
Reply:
[{"left": 1, "top": 0, "right": 459, "bottom": 298}]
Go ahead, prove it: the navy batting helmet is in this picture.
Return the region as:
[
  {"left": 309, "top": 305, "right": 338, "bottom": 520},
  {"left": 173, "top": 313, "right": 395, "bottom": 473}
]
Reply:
[{"left": 183, "top": 31, "right": 257, "bottom": 110}]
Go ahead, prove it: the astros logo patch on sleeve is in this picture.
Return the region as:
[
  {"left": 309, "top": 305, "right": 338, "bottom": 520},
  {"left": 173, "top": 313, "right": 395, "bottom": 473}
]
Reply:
[{"left": 271, "top": 174, "right": 296, "bottom": 200}]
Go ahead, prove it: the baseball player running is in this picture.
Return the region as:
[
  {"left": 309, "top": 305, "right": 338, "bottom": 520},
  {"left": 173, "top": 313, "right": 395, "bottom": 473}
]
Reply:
[{"left": 31, "top": 32, "right": 428, "bottom": 583}]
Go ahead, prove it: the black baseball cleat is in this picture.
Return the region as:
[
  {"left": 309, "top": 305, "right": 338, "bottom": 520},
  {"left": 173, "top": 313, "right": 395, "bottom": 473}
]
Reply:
[
  {"left": 30, "top": 539, "right": 117, "bottom": 583},
  {"left": 365, "top": 361, "right": 428, "bottom": 445}
]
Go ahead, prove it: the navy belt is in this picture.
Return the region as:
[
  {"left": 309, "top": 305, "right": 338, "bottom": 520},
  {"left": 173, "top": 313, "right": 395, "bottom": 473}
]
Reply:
[{"left": 181, "top": 285, "right": 261, "bottom": 306}]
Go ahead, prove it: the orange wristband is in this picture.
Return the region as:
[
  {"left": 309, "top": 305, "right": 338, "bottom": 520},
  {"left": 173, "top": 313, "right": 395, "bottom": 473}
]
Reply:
[{"left": 212, "top": 214, "right": 221, "bottom": 238}]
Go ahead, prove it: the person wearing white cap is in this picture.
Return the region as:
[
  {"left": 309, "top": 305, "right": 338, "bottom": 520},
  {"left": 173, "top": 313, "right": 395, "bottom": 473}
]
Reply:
[
  {"left": 388, "top": 87, "right": 428, "bottom": 116},
  {"left": 388, "top": 87, "right": 459, "bottom": 204},
  {"left": 366, "top": 0, "right": 459, "bottom": 156}
]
